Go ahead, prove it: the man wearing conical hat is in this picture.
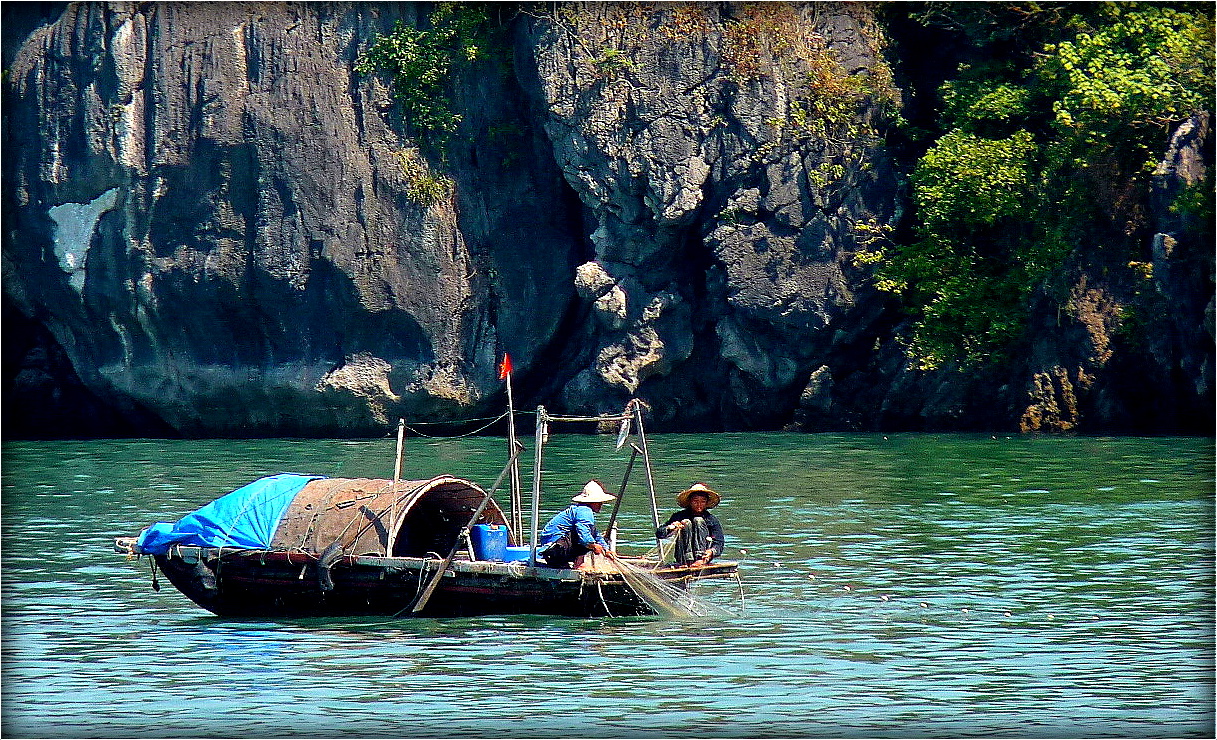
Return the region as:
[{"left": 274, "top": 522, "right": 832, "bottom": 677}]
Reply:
[
  {"left": 656, "top": 483, "right": 725, "bottom": 567},
  {"left": 537, "top": 480, "right": 616, "bottom": 569}
]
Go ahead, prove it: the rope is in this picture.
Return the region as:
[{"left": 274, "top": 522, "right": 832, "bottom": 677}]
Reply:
[
  {"left": 413, "top": 558, "right": 429, "bottom": 597},
  {"left": 596, "top": 579, "right": 615, "bottom": 618},
  {"left": 392, "top": 551, "right": 446, "bottom": 618},
  {"left": 374, "top": 412, "right": 506, "bottom": 439},
  {"left": 377, "top": 408, "right": 632, "bottom": 439},
  {"left": 404, "top": 412, "right": 509, "bottom": 439},
  {"left": 541, "top": 412, "right": 632, "bottom": 423},
  {"left": 403, "top": 413, "right": 508, "bottom": 427}
]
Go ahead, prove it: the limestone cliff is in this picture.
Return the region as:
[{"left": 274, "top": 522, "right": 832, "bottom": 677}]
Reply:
[
  {"left": 5, "top": 1, "right": 576, "bottom": 436},
  {"left": 3, "top": 2, "right": 1211, "bottom": 437}
]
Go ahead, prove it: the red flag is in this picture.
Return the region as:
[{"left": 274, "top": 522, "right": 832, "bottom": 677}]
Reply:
[{"left": 498, "top": 353, "right": 513, "bottom": 380}]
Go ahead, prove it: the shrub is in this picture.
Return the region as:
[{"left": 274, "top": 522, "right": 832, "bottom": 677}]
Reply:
[{"left": 866, "top": 2, "right": 1215, "bottom": 368}]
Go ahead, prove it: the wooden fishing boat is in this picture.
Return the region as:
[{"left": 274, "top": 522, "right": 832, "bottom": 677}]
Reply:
[
  {"left": 114, "top": 475, "right": 738, "bottom": 618},
  {"left": 115, "top": 401, "right": 741, "bottom": 618},
  {"left": 113, "top": 541, "right": 738, "bottom": 619}
]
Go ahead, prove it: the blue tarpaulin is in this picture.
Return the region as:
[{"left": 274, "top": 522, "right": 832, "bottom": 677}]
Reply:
[{"left": 136, "top": 473, "right": 323, "bottom": 555}]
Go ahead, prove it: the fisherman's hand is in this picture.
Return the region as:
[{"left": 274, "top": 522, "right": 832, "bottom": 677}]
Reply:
[
  {"left": 590, "top": 543, "right": 605, "bottom": 555},
  {"left": 668, "top": 521, "right": 686, "bottom": 532}
]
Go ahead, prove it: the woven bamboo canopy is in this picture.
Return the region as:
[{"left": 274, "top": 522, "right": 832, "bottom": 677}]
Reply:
[{"left": 270, "top": 476, "right": 510, "bottom": 557}]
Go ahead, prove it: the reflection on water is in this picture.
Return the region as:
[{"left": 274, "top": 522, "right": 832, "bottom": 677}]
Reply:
[{"left": 2, "top": 434, "right": 1213, "bottom": 737}]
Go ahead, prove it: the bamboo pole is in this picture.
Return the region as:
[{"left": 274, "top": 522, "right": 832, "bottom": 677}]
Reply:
[
  {"left": 632, "top": 400, "right": 662, "bottom": 549},
  {"left": 393, "top": 418, "right": 405, "bottom": 484},
  {"left": 386, "top": 418, "right": 405, "bottom": 557},
  {"left": 505, "top": 371, "right": 523, "bottom": 540},
  {"left": 605, "top": 444, "right": 639, "bottom": 551},
  {"left": 528, "top": 406, "right": 547, "bottom": 566}
]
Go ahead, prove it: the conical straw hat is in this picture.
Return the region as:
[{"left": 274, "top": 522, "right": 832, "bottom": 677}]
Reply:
[
  {"left": 572, "top": 479, "right": 616, "bottom": 503},
  {"left": 676, "top": 482, "right": 720, "bottom": 508}
]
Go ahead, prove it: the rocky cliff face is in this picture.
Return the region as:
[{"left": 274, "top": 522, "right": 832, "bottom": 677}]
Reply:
[
  {"left": 3, "top": 2, "right": 1212, "bottom": 437},
  {"left": 4, "top": 1, "right": 578, "bottom": 436},
  {"left": 514, "top": 3, "right": 903, "bottom": 429}
]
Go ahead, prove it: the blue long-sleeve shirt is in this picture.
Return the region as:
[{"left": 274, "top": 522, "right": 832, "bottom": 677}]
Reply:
[{"left": 538, "top": 504, "right": 607, "bottom": 548}]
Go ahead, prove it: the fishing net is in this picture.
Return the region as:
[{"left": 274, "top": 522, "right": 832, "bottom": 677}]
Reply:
[{"left": 606, "top": 554, "right": 735, "bottom": 619}]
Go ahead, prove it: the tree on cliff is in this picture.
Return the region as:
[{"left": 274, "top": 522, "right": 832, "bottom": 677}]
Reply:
[{"left": 860, "top": 2, "right": 1214, "bottom": 371}]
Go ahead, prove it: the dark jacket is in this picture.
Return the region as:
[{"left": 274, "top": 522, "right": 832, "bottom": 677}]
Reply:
[{"left": 656, "top": 508, "right": 725, "bottom": 559}]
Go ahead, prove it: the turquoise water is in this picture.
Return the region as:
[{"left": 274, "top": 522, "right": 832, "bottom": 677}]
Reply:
[{"left": 2, "top": 433, "right": 1213, "bottom": 737}]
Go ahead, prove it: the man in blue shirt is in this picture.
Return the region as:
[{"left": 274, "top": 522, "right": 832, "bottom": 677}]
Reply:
[{"left": 538, "top": 480, "right": 616, "bottom": 569}]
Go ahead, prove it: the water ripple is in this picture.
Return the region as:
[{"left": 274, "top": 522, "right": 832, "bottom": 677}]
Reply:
[{"left": 2, "top": 434, "right": 1212, "bottom": 737}]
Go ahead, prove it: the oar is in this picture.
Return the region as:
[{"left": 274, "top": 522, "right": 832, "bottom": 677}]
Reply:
[{"left": 403, "top": 442, "right": 523, "bottom": 616}]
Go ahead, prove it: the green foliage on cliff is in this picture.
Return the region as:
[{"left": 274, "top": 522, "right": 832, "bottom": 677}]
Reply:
[
  {"left": 355, "top": 4, "right": 493, "bottom": 146},
  {"left": 862, "top": 2, "right": 1215, "bottom": 369}
]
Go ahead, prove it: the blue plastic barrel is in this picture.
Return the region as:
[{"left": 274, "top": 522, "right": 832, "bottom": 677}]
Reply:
[{"left": 470, "top": 523, "right": 508, "bottom": 561}]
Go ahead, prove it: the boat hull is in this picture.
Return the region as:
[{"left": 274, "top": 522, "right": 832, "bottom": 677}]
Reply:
[{"left": 134, "top": 543, "right": 738, "bottom": 618}]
